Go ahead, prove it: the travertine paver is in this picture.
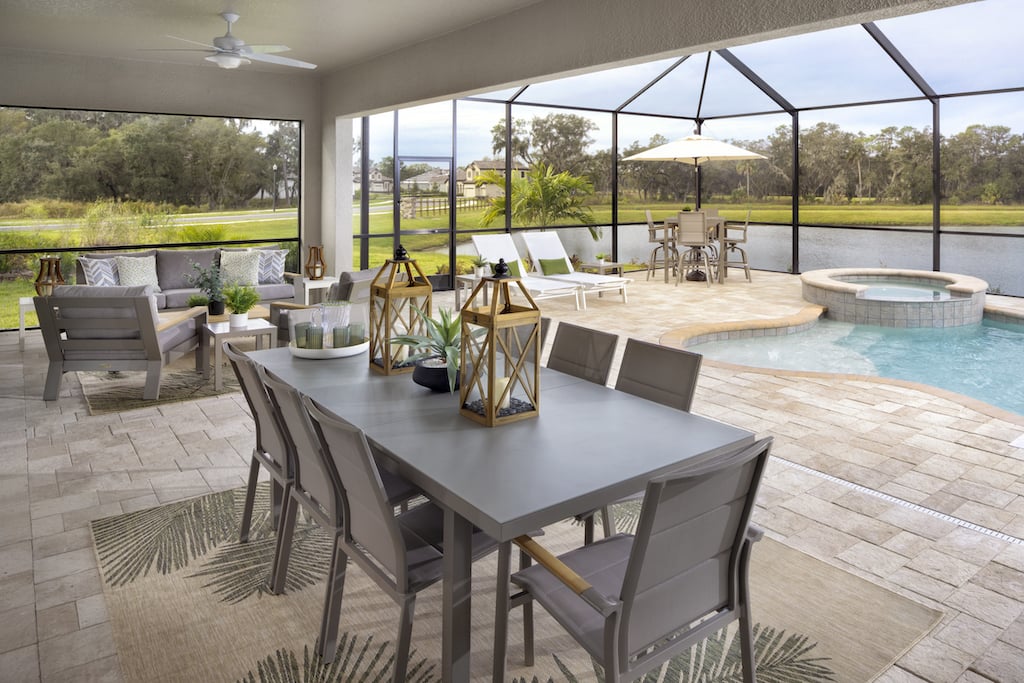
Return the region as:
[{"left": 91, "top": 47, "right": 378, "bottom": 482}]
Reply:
[{"left": 2, "top": 270, "right": 1023, "bottom": 681}]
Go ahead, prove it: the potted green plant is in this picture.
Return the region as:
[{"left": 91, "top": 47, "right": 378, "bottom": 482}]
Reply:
[
  {"left": 186, "top": 293, "right": 209, "bottom": 308},
  {"left": 594, "top": 252, "right": 608, "bottom": 265},
  {"left": 471, "top": 255, "right": 488, "bottom": 278},
  {"left": 186, "top": 261, "right": 225, "bottom": 315},
  {"left": 223, "top": 283, "right": 260, "bottom": 326},
  {"left": 390, "top": 306, "right": 480, "bottom": 392}
]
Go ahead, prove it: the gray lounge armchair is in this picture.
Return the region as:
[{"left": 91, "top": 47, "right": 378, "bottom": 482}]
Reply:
[
  {"left": 34, "top": 285, "right": 205, "bottom": 400},
  {"left": 270, "top": 266, "right": 381, "bottom": 343},
  {"left": 495, "top": 437, "right": 774, "bottom": 683}
]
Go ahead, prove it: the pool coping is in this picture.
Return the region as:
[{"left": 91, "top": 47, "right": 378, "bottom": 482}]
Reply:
[{"left": 799, "top": 267, "right": 989, "bottom": 297}]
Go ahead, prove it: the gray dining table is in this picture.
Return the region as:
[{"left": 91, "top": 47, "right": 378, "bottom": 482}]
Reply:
[{"left": 247, "top": 345, "right": 755, "bottom": 681}]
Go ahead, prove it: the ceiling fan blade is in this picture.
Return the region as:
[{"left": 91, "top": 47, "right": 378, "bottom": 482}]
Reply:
[
  {"left": 165, "top": 34, "right": 217, "bottom": 50},
  {"left": 140, "top": 48, "right": 215, "bottom": 53},
  {"left": 245, "top": 52, "right": 317, "bottom": 70},
  {"left": 241, "top": 44, "right": 290, "bottom": 55}
]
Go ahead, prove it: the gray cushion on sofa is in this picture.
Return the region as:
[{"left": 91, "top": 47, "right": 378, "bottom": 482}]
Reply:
[
  {"left": 157, "top": 248, "right": 218, "bottom": 291},
  {"left": 329, "top": 266, "right": 381, "bottom": 303}
]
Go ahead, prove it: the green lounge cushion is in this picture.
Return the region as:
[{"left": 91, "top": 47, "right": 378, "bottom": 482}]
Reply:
[
  {"left": 489, "top": 260, "right": 521, "bottom": 277},
  {"left": 539, "top": 258, "right": 571, "bottom": 275}
]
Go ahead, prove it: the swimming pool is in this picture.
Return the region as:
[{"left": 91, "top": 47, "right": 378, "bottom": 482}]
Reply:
[{"left": 694, "top": 319, "right": 1024, "bottom": 416}]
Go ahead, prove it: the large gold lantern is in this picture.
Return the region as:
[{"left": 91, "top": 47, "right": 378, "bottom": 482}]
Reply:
[
  {"left": 459, "top": 259, "right": 541, "bottom": 427},
  {"left": 369, "top": 245, "right": 433, "bottom": 374}
]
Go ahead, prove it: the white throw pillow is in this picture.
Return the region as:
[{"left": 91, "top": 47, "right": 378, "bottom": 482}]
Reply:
[
  {"left": 79, "top": 257, "right": 120, "bottom": 286},
  {"left": 258, "top": 250, "right": 288, "bottom": 284},
  {"left": 220, "top": 250, "right": 261, "bottom": 286},
  {"left": 114, "top": 255, "right": 161, "bottom": 292}
]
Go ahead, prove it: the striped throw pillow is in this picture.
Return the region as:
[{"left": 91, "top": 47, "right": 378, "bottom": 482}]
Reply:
[
  {"left": 258, "top": 250, "right": 287, "bottom": 284},
  {"left": 79, "top": 257, "right": 119, "bottom": 286}
]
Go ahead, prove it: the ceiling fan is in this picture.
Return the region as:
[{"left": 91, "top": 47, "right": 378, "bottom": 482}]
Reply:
[{"left": 161, "top": 12, "right": 316, "bottom": 70}]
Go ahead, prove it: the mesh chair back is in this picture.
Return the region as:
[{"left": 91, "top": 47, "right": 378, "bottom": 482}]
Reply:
[
  {"left": 614, "top": 339, "right": 702, "bottom": 412},
  {"left": 619, "top": 438, "right": 772, "bottom": 658},
  {"left": 547, "top": 321, "right": 617, "bottom": 386},
  {"left": 223, "top": 343, "right": 289, "bottom": 474},
  {"left": 304, "top": 396, "right": 409, "bottom": 586},
  {"left": 675, "top": 212, "right": 710, "bottom": 247},
  {"left": 259, "top": 367, "right": 339, "bottom": 521}
]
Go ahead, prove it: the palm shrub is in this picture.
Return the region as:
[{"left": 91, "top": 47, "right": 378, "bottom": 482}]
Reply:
[
  {"left": 476, "top": 162, "right": 601, "bottom": 239},
  {"left": 390, "top": 306, "right": 481, "bottom": 392}
]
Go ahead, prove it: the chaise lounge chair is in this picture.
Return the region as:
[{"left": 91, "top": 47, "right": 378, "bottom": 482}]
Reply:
[
  {"left": 471, "top": 234, "right": 584, "bottom": 310},
  {"left": 521, "top": 232, "right": 630, "bottom": 306}
]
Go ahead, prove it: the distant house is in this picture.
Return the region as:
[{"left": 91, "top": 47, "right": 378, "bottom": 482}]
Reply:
[
  {"left": 463, "top": 159, "right": 528, "bottom": 198},
  {"left": 353, "top": 165, "right": 393, "bottom": 195},
  {"left": 399, "top": 169, "right": 449, "bottom": 193}
]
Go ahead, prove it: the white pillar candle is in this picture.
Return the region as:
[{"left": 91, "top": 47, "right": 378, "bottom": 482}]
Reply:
[{"left": 495, "top": 376, "right": 511, "bottom": 410}]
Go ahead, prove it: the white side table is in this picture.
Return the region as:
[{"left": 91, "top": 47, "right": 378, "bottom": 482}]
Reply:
[
  {"left": 292, "top": 276, "right": 339, "bottom": 305},
  {"left": 18, "top": 296, "right": 34, "bottom": 351},
  {"left": 201, "top": 318, "right": 277, "bottom": 390}
]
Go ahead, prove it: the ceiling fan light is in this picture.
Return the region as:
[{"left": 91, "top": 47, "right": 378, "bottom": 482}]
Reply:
[{"left": 205, "top": 54, "right": 250, "bottom": 69}]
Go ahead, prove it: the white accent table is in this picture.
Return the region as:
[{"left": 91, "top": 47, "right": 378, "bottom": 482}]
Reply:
[
  {"left": 200, "top": 318, "right": 277, "bottom": 390},
  {"left": 292, "top": 276, "right": 338, "bottom": 305},
  {"left": 18, "top": 296, "right": 34, "bottom": 351}
]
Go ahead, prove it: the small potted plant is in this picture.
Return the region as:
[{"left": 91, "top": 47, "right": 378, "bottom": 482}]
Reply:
[
  {"left": 186, "top": 293, "right": 209, "bottom": 308},
  {"left": 223, "top": 283, "right": 260, "bottom": 326},
  {"left": 594, "top": 252, "right": 608, "bottom": 265},
  {"left": 186, "top": 261, "right": 225, "bottom": 315},
  {"left": 390, "top": 306, "right": 480, "bottom": 392},
  {"left": 471, "top": 255, "right": 489, "bottom": 278}
]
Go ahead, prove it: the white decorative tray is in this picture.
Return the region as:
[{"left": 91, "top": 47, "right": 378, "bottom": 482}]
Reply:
[{"left": 288, "top": 340, "right": 369, "bottom": 359}]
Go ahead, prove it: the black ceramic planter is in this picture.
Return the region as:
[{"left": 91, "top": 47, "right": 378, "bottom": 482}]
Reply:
[
  {"left": 208, "top": 300, "right": 226, "bottom": 316},
  {"left": 412, "top": 360, "right": 458, "bottom": 392}
]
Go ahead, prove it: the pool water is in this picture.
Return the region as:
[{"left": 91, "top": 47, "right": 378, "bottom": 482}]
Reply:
[
  {"left": 860, "top": 285, "right": 951, "bottom": 301},
  {"left": 696, "top": 319, "right": 1024, "bottom": 415}
]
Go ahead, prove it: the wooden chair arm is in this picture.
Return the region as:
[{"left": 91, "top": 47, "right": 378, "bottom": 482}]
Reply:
[
  {"left": 270, "top": 301, "right": 314, "bottom": 311},
  {"left": 514, "top": 534, "right": 619, "bottom": 615},
  {"left": 283, "top": 271, "right": 303, "bottom": 282},
  {"left": 157, "top": 306, "right": 206, "bottom": 332}
]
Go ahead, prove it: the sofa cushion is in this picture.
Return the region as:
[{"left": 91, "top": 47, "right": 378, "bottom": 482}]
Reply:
[
  {"left": 162, "top": 288, "right": 204, "bottom": 310},
  {"left": 220, "top": 250, "right": 261, "bottom": 286},
  {"left": 254, "top": 283, "right": 294, "bottom": 301},
  {"left": 330, "top": 266, "right": 381, "bottom": 302},
  {"left": 79, "top": 257, "right": 120, "bottom": 286},
  {"left": 157, "top": 249, "right": 218, "bottom": 291},
  {"left": 51, "top": 284, "right": 159, "bottom": 340},
  {"left": 115, "top": 255, "right": 162, "bottom": 292}
]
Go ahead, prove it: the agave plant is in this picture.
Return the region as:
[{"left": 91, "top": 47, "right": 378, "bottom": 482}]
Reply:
[{"left": 389, "top": 306, "right": 473, "bottom": 393}]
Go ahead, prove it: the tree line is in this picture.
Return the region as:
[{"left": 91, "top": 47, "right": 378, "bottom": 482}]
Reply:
[
  {"left": 490, "top": 114, "right": 1024, "bottom": 206},
  {"left": 0, "top": 108, "right": 298, "bottom": 210}
]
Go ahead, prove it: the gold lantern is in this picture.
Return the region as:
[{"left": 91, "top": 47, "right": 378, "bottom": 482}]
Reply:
[
  {"left": 35, "top": 255, "right": 65, "bottom": 296},
  {"left": 304, "top": 245, "right": 327, "bottom": 280},
  {"left": 459, "top": 258, "right": 541, "bottom": 427},
  {"left": 369, "top": 245, "right": 433, "bottom": 374}
]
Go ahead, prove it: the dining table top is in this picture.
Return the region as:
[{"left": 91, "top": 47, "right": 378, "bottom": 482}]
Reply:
[{"left": 247, "top": 345, "right": 755, "bottom": 542}]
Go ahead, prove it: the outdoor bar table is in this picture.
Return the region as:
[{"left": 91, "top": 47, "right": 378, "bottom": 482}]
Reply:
[{"left": 247, "top": 345, "right": 755, "bottom": 681}]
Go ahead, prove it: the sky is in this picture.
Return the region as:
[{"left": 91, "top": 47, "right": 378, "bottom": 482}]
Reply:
[{"left": 356, "top": 0, "right": 1023, "bottom": 168}]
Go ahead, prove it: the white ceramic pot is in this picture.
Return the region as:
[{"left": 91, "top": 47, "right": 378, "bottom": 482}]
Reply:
[
  {"left": 228, "top": 312, "right": 248, "bottom": 327},
  {"left": 474, "top": 266, "right": 486, "bottom": 278}
]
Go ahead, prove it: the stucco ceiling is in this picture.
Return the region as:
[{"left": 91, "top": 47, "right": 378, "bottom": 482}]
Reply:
[{"left": 0, "top": 0, "right": 547, "bottom": 75}]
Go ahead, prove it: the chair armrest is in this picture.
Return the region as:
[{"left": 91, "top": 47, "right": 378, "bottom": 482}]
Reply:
[
  {"left": 156, "top": 306, "right": 206, "bottom": 333},
  {"left": 270, "top": 301, "right": 314, "bottom": 311},
  {"left": 283, "top": 271, "right": 303, "bottom": 282},
  {"left": 514, "top": 535, "right": 618, "bottom": 616}
]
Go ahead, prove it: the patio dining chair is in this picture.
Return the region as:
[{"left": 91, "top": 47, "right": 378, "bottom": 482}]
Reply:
[
  {"left": 722, "top": 209, "right": 753, "bottom": 282},
  {"left": 578, "top": 338, "right": 704, "bottom": 543},
  {"left": 645, "top": 209, "right": 677, "bottom": 282},
  {"left": 546, "top": 321, "right": 618, "bottom": 386},
  {"left": 302, "top": 395, "right": 502, "bottom": 674},
  {"left": 223, "top": 342, "right": 291, "bottom": 543},
  {"left": 521, "top": 232, "right": 630, "bottom": 305},
  {"left": 675, "top": 211, "right": 715, "bottom": 288},
  {"left": 494, "top": 437, "right": 773, "bottom": 683},
  {"left": 257, "top": 366, "right": 421, "bottom": 597}
]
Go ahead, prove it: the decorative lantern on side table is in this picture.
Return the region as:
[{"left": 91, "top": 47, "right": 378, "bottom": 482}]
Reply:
[
  {"left": 35, "top": 256, "right": 65, "bottom": 296},
  {"left": 369, "top": 245, "right": 433, "bottom": 375},
  {"left": 459, "top": 258, "right": 541, "bottom": 427}
]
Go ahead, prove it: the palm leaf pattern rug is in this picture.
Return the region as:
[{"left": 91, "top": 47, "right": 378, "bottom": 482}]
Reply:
[{"left": 91, "top": 485, "right": 939, "bottom": 682}]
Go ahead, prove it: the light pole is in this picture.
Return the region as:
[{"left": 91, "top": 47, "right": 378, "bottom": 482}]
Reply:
[{"left": 272, "top": 163, "right": 278, "bottom": 212}]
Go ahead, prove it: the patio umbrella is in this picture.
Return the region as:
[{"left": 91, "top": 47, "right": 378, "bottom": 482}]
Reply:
[{"left": 623, "top": 134, "right": 765, "bottom": 208}]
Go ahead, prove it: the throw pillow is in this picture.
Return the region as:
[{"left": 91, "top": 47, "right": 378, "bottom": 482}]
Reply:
[
  {"left": 258, "top": 250, "right": 288, "bottom": 284},
  {"left": 538, "top": 258, "right": 571, "bottom": 275},
  {"left": 115, "top": 255, "right": 161, "bottom": 292},
  {"left": 220, "top": 250, "right": 261, "bottom": 286},
  {"left": 79, "top": 257, "right": 120, "bottom": 286},
  {"left": 489, "top": 259, "right": 521, "bottom": 277}
]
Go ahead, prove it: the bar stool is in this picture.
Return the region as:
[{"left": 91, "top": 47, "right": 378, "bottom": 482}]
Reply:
[
  {"left": 674, "top": 211, "right": 714, "bottom": 288},
  {"left": 645, "top": 209, "right": 676, "bottom": 282},
  {"left": 722, "top": 209, "right": 752, "bottom": 282}
]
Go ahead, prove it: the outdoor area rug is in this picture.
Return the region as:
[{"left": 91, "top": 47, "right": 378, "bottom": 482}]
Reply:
[
  {"left": 90, "top": 485, "right": 942, "bottom": 682},
  {"left": 78, "top": 344, "right": 249, "bottom": 415}
]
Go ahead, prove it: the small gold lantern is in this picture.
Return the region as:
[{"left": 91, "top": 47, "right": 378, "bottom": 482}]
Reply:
[
  {"left": 459, "top": 259, "right": 541, "bottom": 427},
  {"left": 369, "top": 245, "right": 433, "bottom": 374}
]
